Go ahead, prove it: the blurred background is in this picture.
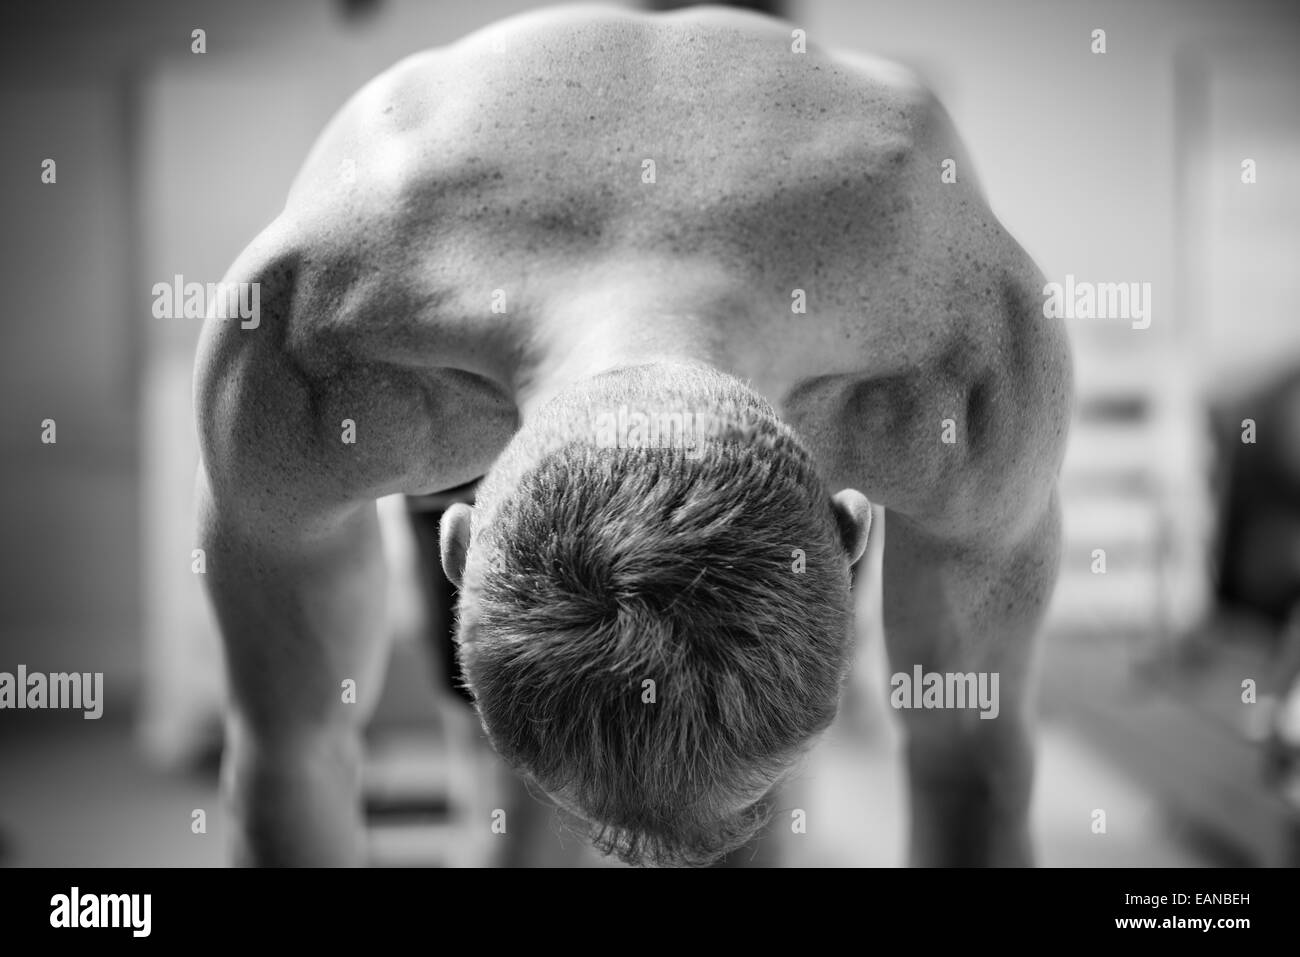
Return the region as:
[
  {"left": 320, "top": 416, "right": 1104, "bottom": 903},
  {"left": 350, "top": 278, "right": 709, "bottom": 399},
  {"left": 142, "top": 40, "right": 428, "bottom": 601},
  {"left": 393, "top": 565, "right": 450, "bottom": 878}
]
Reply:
[{"left": 2, "top": 0, "right": 1299, "bottom": 866}]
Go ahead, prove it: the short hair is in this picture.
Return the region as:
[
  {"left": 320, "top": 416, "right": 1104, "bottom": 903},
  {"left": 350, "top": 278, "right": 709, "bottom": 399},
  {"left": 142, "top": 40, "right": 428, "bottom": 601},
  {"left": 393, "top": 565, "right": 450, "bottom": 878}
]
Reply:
[{"left": 455, "top": 362, "right": 854, "bottom": 866}]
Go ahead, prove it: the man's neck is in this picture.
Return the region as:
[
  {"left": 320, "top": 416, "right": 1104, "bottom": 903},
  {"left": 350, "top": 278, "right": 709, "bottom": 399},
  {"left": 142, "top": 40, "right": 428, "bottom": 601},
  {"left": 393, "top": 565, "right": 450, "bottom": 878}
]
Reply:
[{"left": 513, "top": 264, "right": 738, "bottom": 422}]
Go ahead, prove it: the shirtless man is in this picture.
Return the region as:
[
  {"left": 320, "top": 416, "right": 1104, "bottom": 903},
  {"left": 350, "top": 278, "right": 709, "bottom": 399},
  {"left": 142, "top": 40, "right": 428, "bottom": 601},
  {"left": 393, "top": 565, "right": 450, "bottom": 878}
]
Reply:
[{"left": 194, "top": 4, "right": 1071, "bottom": 867}]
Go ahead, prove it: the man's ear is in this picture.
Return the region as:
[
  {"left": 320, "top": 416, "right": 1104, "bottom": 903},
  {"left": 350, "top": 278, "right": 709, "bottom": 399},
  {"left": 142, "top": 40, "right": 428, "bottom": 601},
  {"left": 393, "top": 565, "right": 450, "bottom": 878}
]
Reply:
[
  {"left": 830, "top": 489, "right": 872, "bottom": 568},
  {"left": 439, "top": 502, "right": 474, "bottom": 588}
]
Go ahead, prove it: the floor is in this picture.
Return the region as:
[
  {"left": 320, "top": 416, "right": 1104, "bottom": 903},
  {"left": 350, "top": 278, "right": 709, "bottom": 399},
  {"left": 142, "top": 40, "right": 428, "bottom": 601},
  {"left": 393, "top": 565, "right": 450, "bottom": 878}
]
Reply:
[{"left": 0, "top": 627, "right": 1235, "bottom": 867}]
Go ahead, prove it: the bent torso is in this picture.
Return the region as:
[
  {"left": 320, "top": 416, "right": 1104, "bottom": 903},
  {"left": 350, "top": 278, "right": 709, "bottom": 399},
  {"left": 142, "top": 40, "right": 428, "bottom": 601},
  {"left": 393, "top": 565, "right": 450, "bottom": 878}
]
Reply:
[{"left": 244, "top": 5, "right": 1049, "bottom": 512}]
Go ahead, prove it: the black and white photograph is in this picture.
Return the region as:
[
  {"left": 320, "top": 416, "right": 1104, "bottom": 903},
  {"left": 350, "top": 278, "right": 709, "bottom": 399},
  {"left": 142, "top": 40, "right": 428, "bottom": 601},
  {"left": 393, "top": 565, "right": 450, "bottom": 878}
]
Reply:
[{"left": 0, "top": 0, "right": 1297, "bottom": 921}]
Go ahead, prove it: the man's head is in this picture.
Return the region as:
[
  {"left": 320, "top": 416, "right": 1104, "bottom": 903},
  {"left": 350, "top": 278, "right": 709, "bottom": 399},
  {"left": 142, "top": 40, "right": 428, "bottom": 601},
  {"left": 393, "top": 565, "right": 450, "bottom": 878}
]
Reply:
[{"left": 440, "top": 361, "right": 870, "bottom": 866}]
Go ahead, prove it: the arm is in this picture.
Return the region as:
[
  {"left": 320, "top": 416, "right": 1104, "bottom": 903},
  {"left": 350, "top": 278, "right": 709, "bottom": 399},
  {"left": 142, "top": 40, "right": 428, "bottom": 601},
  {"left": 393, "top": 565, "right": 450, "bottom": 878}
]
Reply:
[
  {"left": 850, "top": 83, "right": 1073, "bottom": 866},
  {"left": 194, "top": 239, "right": 395, "bottom": 866},
  {"left": 199, "top": 482, "right": 387, "bottom": 867},
  {"left": 881, "top": 254, "right": 1072, "bottom": 866},
  {"left": 884, "top": 497, "right": 1061, "bottom": 866}
]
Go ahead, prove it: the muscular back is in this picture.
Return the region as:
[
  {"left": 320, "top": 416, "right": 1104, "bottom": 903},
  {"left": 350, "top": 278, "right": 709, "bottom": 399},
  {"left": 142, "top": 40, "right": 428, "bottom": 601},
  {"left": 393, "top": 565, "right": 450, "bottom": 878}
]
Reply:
[{"left": 200, "top": 3, "right": 1066, "bottom": 539}]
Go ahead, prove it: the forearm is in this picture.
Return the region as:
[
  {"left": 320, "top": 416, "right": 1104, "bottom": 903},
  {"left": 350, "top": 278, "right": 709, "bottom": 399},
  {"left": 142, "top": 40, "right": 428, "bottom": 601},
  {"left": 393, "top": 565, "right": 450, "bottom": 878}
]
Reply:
[
  {"left": 198, "top": 491, "right": 388, "bottom": 866},
  {"left": 884, "top": 500, "right": 1061, "bottom": 867},
  {"left": 225, "top": 721, "right": 367, "bottom": 867},
  {"left": 904, "top": 718, "right": 1035, "bottom": 866}
]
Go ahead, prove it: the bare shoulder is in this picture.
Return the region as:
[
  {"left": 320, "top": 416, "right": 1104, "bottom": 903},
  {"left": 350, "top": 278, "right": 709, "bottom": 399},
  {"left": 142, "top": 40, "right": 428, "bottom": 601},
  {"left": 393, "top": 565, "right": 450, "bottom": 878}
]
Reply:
[
  {"left": 193, "top": 219, "right": 496, "bottom": 535},
  {"left": 803, "top": 63, "right": 1072, "bottom": 545},
  {"left": 901, "top": 92, "right": 1072, "bottom": 546},
  {"left": 193, "top": 220, "right": 376, "bottom": 534}
]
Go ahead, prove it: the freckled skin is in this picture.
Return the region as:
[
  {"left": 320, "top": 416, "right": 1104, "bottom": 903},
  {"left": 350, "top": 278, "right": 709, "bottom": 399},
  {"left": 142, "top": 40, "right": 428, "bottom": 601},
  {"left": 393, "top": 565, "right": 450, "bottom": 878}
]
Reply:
[{"left": 195, "top": 5, "right": 1071, "bottom": 866}]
